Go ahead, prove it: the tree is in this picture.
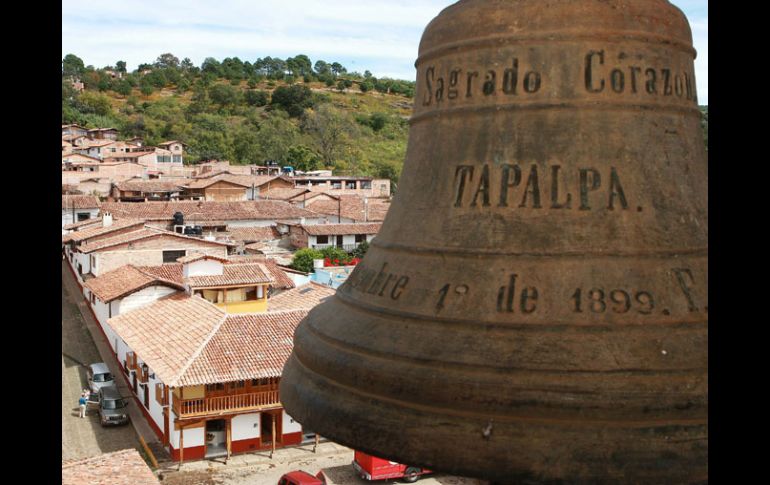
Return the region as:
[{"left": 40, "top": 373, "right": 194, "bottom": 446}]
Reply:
[
  {"left": 155, "top": 53, "right": 180, "bottom": 69},
  {"left": 314, "top": 60, "right": 331, "bottom": 77},
  {"left": 302, "top": 104, "right": 358, "bottom": 167},
  {"left": 62, "top": 54, "right": 85, "bottom": 78},
  {"left": 287, "top": 145, "right": 322, "bottom": 172},
  {"left": 208, "top": 83, "right": 241, "bottom": 109},
  {"left": 351, "top": 240, "right": 370, "bottom": 258},
  {"left": 76, "top": 91, "right": 113, "bottom": 116},
  {"left": 115, "top": 61, "right": 127, "bottom": 73},
  {"left": 181, "top": 57, "right": 195, "bottom": 71},
  {"left": 290, "top": 248, "right": 324, "bottom": 273},
  {"left": 286, "top": 55, "right": 313, "bottom": 77},
  {"left": 201, "top": 57, "right": 222, "bottom": 76},
  {"left": 330, "top": 62, "right": 346, "bottom": 77},
  {"left": 244, "top": 90, "right": 269, "bottom": 107},
  {"left": 270, "top": 85, "right": 314, "bottom": 118},
  {"left": 113, "top": 79, "right": 132, "bottom": 96},
  {"left": 255, "top": 111, "right": 301, "bottom": 163}
]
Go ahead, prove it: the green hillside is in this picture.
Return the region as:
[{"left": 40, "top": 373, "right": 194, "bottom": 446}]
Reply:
[{"left": 62, "top": 53, "right": 415, "bottom": 189}]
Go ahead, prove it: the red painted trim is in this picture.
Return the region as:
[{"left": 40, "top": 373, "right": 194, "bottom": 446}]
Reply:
[
  {"left": 231, "top": 437, "right": 261, "bottom": 453},
  {"left": 282, "top": 432, "right": 303, "bottom": 446},
  {"left": 168, "top": 444, "right": 206, "bottom": 461}
]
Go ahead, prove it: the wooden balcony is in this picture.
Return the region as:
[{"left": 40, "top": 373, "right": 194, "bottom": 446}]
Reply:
[{"left": 172, "top": 390, "right": 281, "bottom": 419}]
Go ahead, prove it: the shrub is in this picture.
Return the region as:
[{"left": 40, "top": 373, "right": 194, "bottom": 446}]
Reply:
[{"left": 290, "top": 248, "right": 324, "bottom": 273}]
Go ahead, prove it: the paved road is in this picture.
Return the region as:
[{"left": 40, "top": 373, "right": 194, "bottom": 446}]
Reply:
[
  {"left": 62, "top": 263, "right": 142, "bottom": 462},
  {"left": 159, "top": 441, "right": 486, "bottom": 485}
]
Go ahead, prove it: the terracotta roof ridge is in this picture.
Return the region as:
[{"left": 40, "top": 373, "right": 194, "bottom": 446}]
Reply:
[
  {"left": 134, "top": 266, "right": 187, "bottom": 290},
  {"left": 171, "top": 300, "right": 228, "bottom": 387}
]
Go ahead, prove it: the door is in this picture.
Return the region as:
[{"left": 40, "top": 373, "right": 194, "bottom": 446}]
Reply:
[
  {"left": 336, "top": 235, "right": 343, "bottom": 248},
  {"left": 143, "top": 384, "right": 149, "bottom": 408},
  {"left": 261, "top": 413, "right": 273, "bottom": 445},
  {"left": 132, "top": 371, "right": 137, "bottom": 392}
]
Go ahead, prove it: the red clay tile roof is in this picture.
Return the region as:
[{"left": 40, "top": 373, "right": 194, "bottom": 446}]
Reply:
[
  {"left": 268, "top": 282, "right": 336, "bottom": 311},
  {"left": 259, "top": 188, "right": 311, "bottom": 200},
  {"left": 108, "top": 294, "right": 308, "bottom": 386},
  {"left": 187, "top": 263, "right": 274, "bottom": 287},
  {"left": 183, "top": 175, "right": 252, "bottom": 189},
  {"left": 62, "top": 449, "right": 161, "bottom": 485},
  {"left": 115, "top": 180, "right": 187, "bottom": 192},
  {"left": 138, "top": 258, "right": 293, "bottom": 289},
  {"left": 62, "top": 194, "right": 101, "bottom": 210},
  {"left": 300, "top": 223, "right": 382, "bottom": 236},
  {"left": 100, "top": 200, "right": 319, "bottom": 222},
  {"left": 305, "top": 194, "right": 389, "bottom": 222},
  {"left": 175, "top": 253, "right": 229, "bottom": 264},
  {"left": 108, "top": 295, "right": 227, "bottom": 387},
  {"left": 79, "top": 228, "right": 233, "bottom": 254},
  {"left": 137, "top": 263, "right": 184, "bottom": 283},
  {"left": 61, "top": 219, "right": 145, "bottom": 243},
  {"left": 84, "top": 265, "right": 185, "bottom": 302},
  {"left": 224, "top": 226, "right": 281, "bottom": 243},
  {"left": 63, "top": 216, "right": 103, "bottom": 231},
  {"left": 182, "top": 310, "right": 308, "bottom": 385}
]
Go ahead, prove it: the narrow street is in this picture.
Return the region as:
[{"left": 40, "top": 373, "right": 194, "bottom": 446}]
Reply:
[{"left": 62, "top": 262, "right": 142, "bottom": 461}]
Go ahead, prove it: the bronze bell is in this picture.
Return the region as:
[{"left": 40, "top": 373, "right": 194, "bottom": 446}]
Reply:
[{"left": 281, "top": 0, "right": 707, "bottom": 482}]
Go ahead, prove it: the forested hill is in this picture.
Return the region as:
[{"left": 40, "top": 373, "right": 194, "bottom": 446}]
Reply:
[
  {"left": 62, "top": 53, "right": 417, "bottom": 186},
  {"left": 61, "top": 53, "right": 709, "bottom": 186}
]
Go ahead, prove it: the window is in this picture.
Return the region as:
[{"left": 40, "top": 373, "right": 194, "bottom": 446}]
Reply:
[
  {"left": 361, "top": 181, "right": 372, "bottom": 189},
  {"left": 172, "top": 155, "right": 182, "bottom": 163},
  {"left": 110, "top": 148, "right": 116, "bottom": 152},
  {"left": 355, "top": 234, "right": 366, "bottom": 243},
  {"left": 162, "top": 250, "right": 186, "bottom": 263},
  {"left": 77, "top": 213, "right": 91, "bottom": 221},
  {"left": 346, "top": 182, "right": 356, "bottom": 189},
  {"left": 316, "top": 235, "right": 329, "bottom": 244}
]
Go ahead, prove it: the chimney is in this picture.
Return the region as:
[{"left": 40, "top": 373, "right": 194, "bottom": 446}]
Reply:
[
  {"left": 102, "top": 212, "right": 113, "bottom": 227},
  {"left": 300, "top": 217, "right": 306, "bottom": 226}
]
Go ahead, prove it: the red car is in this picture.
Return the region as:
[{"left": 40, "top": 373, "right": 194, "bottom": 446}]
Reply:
[
  {"left": 352, "top": 450, "right": 431, "bottom": 483},
  {"left": 277, "top": 470, "right": 326, "bottom": 485}
]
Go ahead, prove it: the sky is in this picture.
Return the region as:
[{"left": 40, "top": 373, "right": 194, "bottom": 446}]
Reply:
[{"left": 62, "top": 0, "right": 708, "bottom": 104}]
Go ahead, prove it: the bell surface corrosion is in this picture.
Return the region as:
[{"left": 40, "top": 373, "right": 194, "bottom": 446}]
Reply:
[{"left": 281, "top": 0, "right": 707, "bottom": 483}]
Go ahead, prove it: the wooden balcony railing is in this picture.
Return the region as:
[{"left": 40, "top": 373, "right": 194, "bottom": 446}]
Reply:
[{"left": 173, "top": 390, "right": 281, "bottom": 418}]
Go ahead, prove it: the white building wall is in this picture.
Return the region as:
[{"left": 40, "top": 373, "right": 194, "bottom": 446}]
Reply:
[
  {"left": 169, "top": 425, "right": 205, "bottom": 449},
  {"left": 142, "top": 364, "right": 167, "bottom": 434},
  {"left": 92, "top": 297, "right": 110, "bottom": 328},
  {"left": 185, "top": 260, "right": 223, "bottom": 277},
  {"left": 74, "top": 252, "right": 91, "bottom": 281},
  {"left": 283, "top": 410, "right": 302, "bottom": 434},
  {"left": 232, "top": 413, "right": 261, "bottom": 441},
  {"left": 285, "top": 273, "right": 311, "bottom": 287},
  {"left": 120, "top": 286, "right": 180, "bottom": 314}
]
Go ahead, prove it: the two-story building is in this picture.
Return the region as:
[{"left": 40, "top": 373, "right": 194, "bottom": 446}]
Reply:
[
  {"left": 112, "top": 180, "right": 187, "bottom": 202},
  {"left": 62, "top": 195, "right": 101, "bottom": 228},
  {"left": 106, "top": 294, "right": 311, "bottom": 462},
  {"left": 288, "top": 223, "right": 381, "bottom": 251}
]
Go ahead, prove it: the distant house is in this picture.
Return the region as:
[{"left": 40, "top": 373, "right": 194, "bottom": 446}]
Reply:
[
  {"left": 182, "top": 176, "right": 252, "bottom": 202},
  {"left": 293, "top": 175, "right": 391, "bottom": 197},
  {"left": 157, "top": 140, "right": 187, "bottom": 164},
  {"left": 288, "top": 223, "right": 381, "bottom": 251},
  {"left": 74, "top": 227, "right": 234, "bottom": 278},
  {"left": 62, "top": 195, "right": 101, "bottom": 228},
  {"left": 62, "top": 124, "right": 88, "bottom": 138},
  {"left": 87, "top": 127, "right": 119, "bottom": 141},
  {"left": 304, "top": 194, "right": 390, "bottom": 223},
  {"left": 112, "top": 179, "right": 187, "bottom": 202},
  {"left": 106, "top": 294, "right": 312, "bottom": 462}
]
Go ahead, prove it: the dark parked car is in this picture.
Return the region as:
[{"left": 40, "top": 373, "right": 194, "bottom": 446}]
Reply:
[{"left": 98, "top": 386, "right": 130, "bottom": 426}]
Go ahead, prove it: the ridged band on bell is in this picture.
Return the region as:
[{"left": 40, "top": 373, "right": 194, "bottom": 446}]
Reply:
[{"left": 280, "top": 0, "right": 707, "bottom": 482}]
